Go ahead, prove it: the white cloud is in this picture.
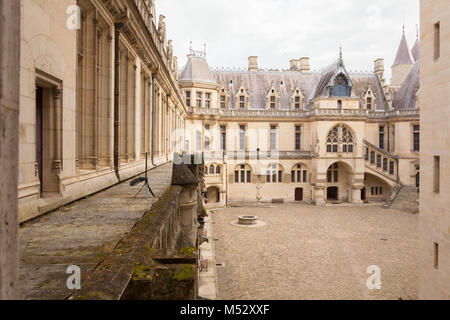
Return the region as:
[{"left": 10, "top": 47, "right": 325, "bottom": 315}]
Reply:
[{"left": 157, "top": 0, "right": 419, "bottom": 79}]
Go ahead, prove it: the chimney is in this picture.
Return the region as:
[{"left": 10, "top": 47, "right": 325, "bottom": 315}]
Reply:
[
  {"left": 290, "top": 59, "right": 300, "bottom": 71},
  {"left": 248, "top": 56, "right": 258, "bottom": 72},
  {"left": 299, "top": 57, "right": 310, "bottom": 72},
  {"left": 374, "top": 58, "right": 384, "bottom": 79}
]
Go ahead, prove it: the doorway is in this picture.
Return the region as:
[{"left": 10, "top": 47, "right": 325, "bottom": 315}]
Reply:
[
  {"left": 361, "top": 187, "right": 366, "bottom": 201},
  {"left": 327, "top": 187, "right": 338, "bottom": 201},
  {"left": 295, "top": 188, "right": 303, "bottom": 201}
]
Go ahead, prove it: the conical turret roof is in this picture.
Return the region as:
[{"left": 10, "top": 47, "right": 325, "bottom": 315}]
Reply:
[
  {"left": 179, "top": 53, "right": 217, "bottom": 85},
  {"left": 392, "top": 33, "right": 414, "bottom": 66}
]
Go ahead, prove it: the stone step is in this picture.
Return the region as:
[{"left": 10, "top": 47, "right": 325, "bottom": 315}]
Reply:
[{"left": 390, "top": 185, "right": 418, "bottom": 212}]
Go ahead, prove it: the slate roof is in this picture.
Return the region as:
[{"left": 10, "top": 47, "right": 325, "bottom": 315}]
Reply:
[
  {"left": 392, "top": 60, "right": 420, "bottom": 110},
  {"left": 392, "top": 34, "right": 415, "bottom": 66},
  {"left": 411, "top": 39, "right": 420, "bottom": 61},
  {"left": 179, "top": 55, "right": 216, "bottom": 84}
]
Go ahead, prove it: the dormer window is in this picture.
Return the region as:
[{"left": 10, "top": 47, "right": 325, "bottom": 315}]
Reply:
[
  {"left": 270, "top": 96, "right": 276, "bottom": 109},
  {"left": 220, "top": 95, "right": 226, "bottom": 108},
  {"left": 239, "top": 95, "right": 245, "bottom": 108},
  {"left": 363, "top": 88, "right": 375, "bottom": 110},
  {"left": 367, "top": 97, "right": 372, "bottom": 110},
  {"left": 295, "top": 97, "right": 301, "bottom": 109}
]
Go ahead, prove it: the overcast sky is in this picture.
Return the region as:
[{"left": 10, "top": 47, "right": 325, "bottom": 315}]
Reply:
[{"left": 157, "top": 0, "right": 419, "bottom": 80}]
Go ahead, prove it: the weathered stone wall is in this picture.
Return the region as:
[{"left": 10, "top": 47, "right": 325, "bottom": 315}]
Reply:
[
  {"left": 0, "top": 0, "right": 21, "bottom": 300},
  {"left": 71, "top": 163, "right": 202, "bottom": 300}
]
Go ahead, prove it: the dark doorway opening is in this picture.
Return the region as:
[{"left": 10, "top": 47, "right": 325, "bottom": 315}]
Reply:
[
  {"left": 327, "top": 187, "right": 338, "bottom": 201},
  {"left": 36, "top": 86, "right": 43, "bottom": 194},
  {"left": 295, "top": 188, "right": 303, "bottom": 201},
  {"left": 361, "top": 187, "right": 366, "bottom": 201}
]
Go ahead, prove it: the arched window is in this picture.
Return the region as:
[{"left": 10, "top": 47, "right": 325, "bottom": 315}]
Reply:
[
  {"left": 326, "top": 125, "right": 354, "bottom": 153},
  {"left": 234, "top": 164, "right": 251, "bottom": 184},
  {"left": 216, "top": 165, "right": 221, "bottom": 174},
  {"left": 291, "top": 164, "right": 308, "bottom": 183},
  {"left": 266, "top": 163, "right": 283, "bottom": 183},
  {"left": 209, "top": 165, "right": 215, "bottom": 174},
  {"left": 341, "top": 127, "right": 353, "bottom": 153},
  {"left": 326, "top": 127, "right": 339, "bottom": 153}
]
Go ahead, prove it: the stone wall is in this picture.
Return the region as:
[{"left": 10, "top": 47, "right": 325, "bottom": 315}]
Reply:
[
  {"left": 0, "top": 0, "right": 21, "bottom": 300},
  {"left": 71, "top": 163, "right": 202, "bottom": 300}
]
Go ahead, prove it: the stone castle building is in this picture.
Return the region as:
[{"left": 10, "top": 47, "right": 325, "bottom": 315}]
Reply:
[
  {"left": 181, "top": 35, "right": 421, "bottom": 206},
  {"left": 2, "top": 0, "right": 447, "bottom": 300},
  {"left": 17, "top": 0, "right": 187, "bottom": 223},
  {"left": 419, "top": 0, "right": 449, "bottom": 300}
]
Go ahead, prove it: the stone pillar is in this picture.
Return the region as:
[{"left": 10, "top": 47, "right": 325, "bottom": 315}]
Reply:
[
  {"left": 351, "top": 187, "right": 363, "bottom": 204},
  {"left": 314, "top": 186, "right": 326, "bottom": 206},
  {"left": 0, "top": 0, "right": 20, "bottom": 300}
]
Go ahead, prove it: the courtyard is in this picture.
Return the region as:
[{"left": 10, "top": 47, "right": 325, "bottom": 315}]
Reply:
[{"left": 211, "top": 203, "right": 418, "bottom": 300}]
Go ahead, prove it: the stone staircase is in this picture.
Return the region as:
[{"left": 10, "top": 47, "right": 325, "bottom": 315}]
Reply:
[{"left": 388, "top": 185, "right": 419, "bottom": 212}]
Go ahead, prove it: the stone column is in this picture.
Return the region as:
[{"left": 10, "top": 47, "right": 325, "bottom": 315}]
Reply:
[
  {"left": 351, "top": 186, "right": 364, "bottom": 204},
  {"left": 0, "top": 0, "right": 20, "bottom": 300}
]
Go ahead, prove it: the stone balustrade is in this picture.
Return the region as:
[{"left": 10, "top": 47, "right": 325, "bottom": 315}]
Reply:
[{"left": 363, "top": 140, "right": 398, "bottom": 181}]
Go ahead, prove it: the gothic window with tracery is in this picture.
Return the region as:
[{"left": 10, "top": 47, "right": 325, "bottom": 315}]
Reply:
[{"left": 326, "top": 125, "right": 354, "bottom": 153}]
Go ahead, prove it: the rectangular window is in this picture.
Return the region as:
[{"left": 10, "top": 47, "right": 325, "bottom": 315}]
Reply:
[
  {"left": 240, "top": 170, "right": 245, "bottom": 183},
  {"left": 205, "top": 93, "right": 211, "bottom": 108},
  {"left": 291, "top": 171, "right": 295, "bottom": 183},
  {"left": 272, "top": 171, "right": 277, "bottom": 183},
  {"left": 240, "top": 95, "right": 245, "bottom": 109},
  {"left": 303, "top": 170, "right": 307, "bottom": 183},
  {"left": 377, "top": 155, "right": 381, "bottom": 168},
  {"left": 234, "top": 171, "right": 239, "bottom": 183},
  {"left": 247, "top": 170, "right": 251, "bottom": 183},
  {"left": 367, "top": 97, "right": 372, "bottom": 110},
  {"left": 220, "top": 125, "right": 226, "bottom": 151},
  {"left": 270, "top": 96, "right": 275, "bottom": 109},
  {"left": 270, "top": 125, "right": 277, "bottom": 150},
  {"left": 434, "top": 242, "right": 439, "bottom": 269},
  {"left": 295, "top": 126, "right": 301, "bottom": 150},
  {"left": 220, "top": 95, "right": 226, "bottom": 108},
  {"left": 380, "top": 187, "right": 383, "bottom": 194},
  {"left": 205, "top": 136, "right": 210, "bottom": 151},
  {"left": 371, "top": 187, "right": 374, "bottom": 195},
  {"left": 186, "top": 91, "right": 191, "bottom": 107},
  {"left": 239, "top": 125, "right": 245, "bottom": 151},
  {"left": 370, "top": 151, "right": 375, "bottom": 164},
  {"left": 389, "top": 161, "right": 394, "bottom": 175},
  {"left": 383, "top": 158, "right": 388, "bottom": 171},
  {"left": 413, "top": 125, "right": 420, "bottom": 152},
  {"left": 365, "top": 147, "right": 369, "bottom": 161},
  {"left": 379, "top": 126, "right": 385, "bottom": 150},
  {"left": 278, "top": 170, "right": 283, "bottom": 183},
  {"left": 333, "top": 170, "right": 338, "bottom": 183},
  {"left": 196, "top": 92, "right": 202, "bottom": 107},
  {"left": 266, "top": 170, "right": 271, "bottom": 183},
  {"left": 327, "top": 171, "right": 332, "bottom": 183},
  {"left": 434, "top": 156, "right": 440, "bottom": 193},
  {"left": 434, "top": 22, "right": 440, "bottom": 60},
  {"left": 297, "top": 170, "right": 301, "bottom": 183}
]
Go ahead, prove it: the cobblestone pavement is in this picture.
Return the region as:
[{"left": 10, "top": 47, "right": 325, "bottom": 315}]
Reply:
[
  {"left": 18, "top": 163, "right": 172, "bottom": 300},
  {"left": 212, "top": 203, "right": 418, "bottom": 300}
]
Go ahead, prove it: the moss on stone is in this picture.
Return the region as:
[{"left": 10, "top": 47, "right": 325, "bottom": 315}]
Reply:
[{"left": 173, "top": 264, "right": 194, "bottom": 281}]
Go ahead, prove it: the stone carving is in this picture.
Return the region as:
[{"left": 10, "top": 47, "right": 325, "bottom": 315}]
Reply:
[
  {"left": 173, "top": 56, "right": 179, "bottom": 79},
  {"left": 167, "top": 39, "right": 174, "bottom": 70},
  {"left": 158, "top": 14, "right": 166, "bottom": 45}
]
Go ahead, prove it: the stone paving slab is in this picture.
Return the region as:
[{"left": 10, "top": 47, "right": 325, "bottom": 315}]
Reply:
[
  {"left": 212, "top": 203, "right": 418, "bottom": 300},
  {"left": 18, "top": 163, "right": 173, "bottom": 300}
]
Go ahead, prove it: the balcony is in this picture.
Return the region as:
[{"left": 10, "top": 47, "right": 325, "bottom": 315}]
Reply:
[
  {"left": 202, "top": 150, "right": 313, "bottom": 161},
  {"left": 189, "top": 107, "right": 419, "bottom": 119}
]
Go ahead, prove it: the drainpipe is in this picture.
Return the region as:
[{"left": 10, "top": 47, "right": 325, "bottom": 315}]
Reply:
[
  {"left": 151, "top": 73, "right": 157, "bottom": 166},
  {"left": 113, "top": 23, "right": 124, "bottom": 181}
]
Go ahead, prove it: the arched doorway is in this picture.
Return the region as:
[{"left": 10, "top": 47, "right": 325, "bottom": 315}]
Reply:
[
  {"left": 325, "top": 161, "right": 355, "bottom": 203},
  {"left": 206, "top": 187, "right": 220, "bottom": 203}
]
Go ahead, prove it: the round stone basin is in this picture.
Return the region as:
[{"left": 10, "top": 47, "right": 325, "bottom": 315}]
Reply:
[{"left": 238, "top": 215, "right": 258, "bottom": 225}]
